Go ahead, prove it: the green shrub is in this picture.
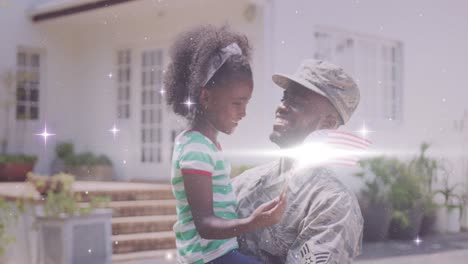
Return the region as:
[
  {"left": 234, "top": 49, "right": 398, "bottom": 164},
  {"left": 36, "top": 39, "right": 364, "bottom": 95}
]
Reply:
[
  {"left": 0, "top": 154, "right": 37, "bottom": 165},
  {"left": 55, "top": 142, "right": 74, "bottom": 159},
  {"left": 56, "top": 142, "right": 112, "bottom": 167}
]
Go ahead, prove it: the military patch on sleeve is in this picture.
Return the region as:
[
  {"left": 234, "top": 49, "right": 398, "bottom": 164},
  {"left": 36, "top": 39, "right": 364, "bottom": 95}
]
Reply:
[{"left": 300, "top": 242, "right": 331, "bottom": 264}]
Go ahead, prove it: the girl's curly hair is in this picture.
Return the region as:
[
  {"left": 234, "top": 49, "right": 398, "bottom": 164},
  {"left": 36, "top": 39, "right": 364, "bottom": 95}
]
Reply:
[{"left": 164, "top": 25, "right": 252, "bottom": 121}]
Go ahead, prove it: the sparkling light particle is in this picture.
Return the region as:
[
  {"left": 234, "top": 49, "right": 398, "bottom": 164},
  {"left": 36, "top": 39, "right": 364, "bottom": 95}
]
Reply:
[
  {"left": 166, "top": 252, "right": 173, "bottom": 260},
  {"left": 108, "top": 73, "right": 113, "bottom": 79},
  {"left": 160, "top": 89, "right": 165, "bottom": 96},
  {"left": 357, "top": 123, "right": 373, "bottom": 138},
  {"left": 414, "top": 236, "right": 422, "bottom": 245},
  {"left": 184, "top": 99, "right": 194, "bottom": 109},
  {"left": 109, "top": 124, "right": 120, "bottom": 140},
  {"left": 35, "top": 125, "right": 56, "bottom": 145},
  {"left": 88, "top": 249, "right": 92, "bottom": 253}
]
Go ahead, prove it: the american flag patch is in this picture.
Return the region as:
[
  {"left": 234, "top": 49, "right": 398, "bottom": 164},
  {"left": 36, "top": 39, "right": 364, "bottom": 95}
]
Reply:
[
  {"left": 291, "top": 129, "right": 372, "bottom": 168},
  {"left": 322, "top": 130, "right": 372, "bottom": 166}
]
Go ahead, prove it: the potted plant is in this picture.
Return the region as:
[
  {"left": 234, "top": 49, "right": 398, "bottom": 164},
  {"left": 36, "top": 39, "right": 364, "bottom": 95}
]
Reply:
[
  {"left": 50, "top": 142, "right": 74, "bottom": 175},
  {"left": 387, "top": 161, "right": 425, "bottom": 240},
  {"left": 461, "top": 191, "right": 468, "bottom": 231},
  {"left": 52, "top": 142, "right": 113, "bottom": 181},
  {"left": 408, "top": 143, "right": 438, "bottom": 236},
  {"left": 27, "top": 172, "right": 112, "bottom": 264},
  {"left": 355, "top": 157, "right": 396, "bottom": 241},
  {"left": 0, "top": 197, "right": 23, "bottom": 258},
  {"left": 0, "top": 154, "right": 37, "bottom": 181},
  {"left": 0, "top": 69, "right": 15, "bottom": 155},
  {"left": 433, "top": 161, "right": 463, "bottom": 233}
]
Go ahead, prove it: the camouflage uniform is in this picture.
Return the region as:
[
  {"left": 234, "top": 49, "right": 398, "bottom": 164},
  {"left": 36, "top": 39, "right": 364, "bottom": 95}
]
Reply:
[{"left": 232, "top": 159, "right": 363, "bottom": 264}]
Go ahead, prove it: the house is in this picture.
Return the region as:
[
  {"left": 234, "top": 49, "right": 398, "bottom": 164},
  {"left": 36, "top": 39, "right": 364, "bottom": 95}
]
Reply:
[
  {"left": 1, "top": 0, "right": 467, "bottom": 191},
  {"left": 0, "top": 0, "right": 268, "bottom": 182}
]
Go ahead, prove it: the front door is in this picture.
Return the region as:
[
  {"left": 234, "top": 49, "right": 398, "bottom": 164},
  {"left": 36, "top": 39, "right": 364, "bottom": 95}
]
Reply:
[{"left": 127, "top": 48, "right": 184, "bottom": 182}]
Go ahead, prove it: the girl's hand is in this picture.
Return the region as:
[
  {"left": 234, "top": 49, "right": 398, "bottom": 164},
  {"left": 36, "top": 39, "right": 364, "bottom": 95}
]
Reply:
[{"left": 248, "top": 188, "right": 287, "bottom": 229}]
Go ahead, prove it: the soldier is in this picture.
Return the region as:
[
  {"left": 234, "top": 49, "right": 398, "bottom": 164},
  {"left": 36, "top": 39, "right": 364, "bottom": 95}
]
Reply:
[{"left": 233, "top": 59, "right": 364, "bottom": 264}]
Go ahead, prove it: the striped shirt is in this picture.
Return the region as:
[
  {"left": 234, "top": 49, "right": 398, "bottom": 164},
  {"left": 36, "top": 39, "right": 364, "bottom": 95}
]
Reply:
[{"left": 171, "top": 130, "right": 239, "bottom": 263}]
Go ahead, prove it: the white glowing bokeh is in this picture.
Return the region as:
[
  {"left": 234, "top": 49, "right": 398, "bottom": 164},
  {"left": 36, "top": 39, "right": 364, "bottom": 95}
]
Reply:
[
  {"left": 88, "top": 249, "right": 92, "bottom": 253},
  {"left": 184, "top": 99, "right": 194, "bottom": 109},
  {"left": 109, "top": 124, "right": 120, "bottom": 139},
  {"left": 35, "top": 125, "right": 56, "bottom": 145},
  {"left": 414, "top": 236, "right": 422, "bottom": 245},
  {"left": 160, "top": 89, "right": 166, "bottom": 95},
  {"left": 166, "top": 252, "right": 174, "bottom": 260},
  {"left": 280, "top": 142, "right": 372, "bottom": 170},
  {"left": 356, "top": 123, "right": 373, "bottom": 138}
]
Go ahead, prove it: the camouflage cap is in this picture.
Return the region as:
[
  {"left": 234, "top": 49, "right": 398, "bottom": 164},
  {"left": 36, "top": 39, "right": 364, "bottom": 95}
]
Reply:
[{"left": 272, "top": 59, "right": 360, "bottom": 124}]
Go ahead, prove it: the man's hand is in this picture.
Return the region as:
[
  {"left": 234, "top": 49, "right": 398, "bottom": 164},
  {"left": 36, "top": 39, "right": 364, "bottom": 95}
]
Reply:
[{"left": 248, "top": 189, "right": 287, "bottom": 229}]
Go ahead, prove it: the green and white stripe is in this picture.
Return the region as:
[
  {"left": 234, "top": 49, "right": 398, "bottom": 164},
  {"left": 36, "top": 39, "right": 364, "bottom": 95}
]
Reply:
[{"left": 171, "top": 131, "right": 239, "bottom": 263}]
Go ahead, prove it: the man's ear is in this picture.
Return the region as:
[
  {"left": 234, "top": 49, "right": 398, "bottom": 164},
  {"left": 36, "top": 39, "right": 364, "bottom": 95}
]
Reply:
[{"left": 322, "top": 113, "right": 340, "bottom": 129}]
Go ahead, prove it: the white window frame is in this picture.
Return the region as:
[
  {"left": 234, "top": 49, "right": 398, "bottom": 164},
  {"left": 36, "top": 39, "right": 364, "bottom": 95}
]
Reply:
[
  {"left": 16, "top": 48, "right": 42, "bottom": 121},
  {"left": 116, "top": 49, "right": 132, "bottom": 119},
  {"left": 140, "top": 49, "right": 164, "bottom": 164}
]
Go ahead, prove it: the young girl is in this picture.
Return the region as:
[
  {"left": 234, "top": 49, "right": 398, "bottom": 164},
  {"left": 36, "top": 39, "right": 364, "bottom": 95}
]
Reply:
[{"left": 164, "top": 25, "right": 287, "bottom": 264}]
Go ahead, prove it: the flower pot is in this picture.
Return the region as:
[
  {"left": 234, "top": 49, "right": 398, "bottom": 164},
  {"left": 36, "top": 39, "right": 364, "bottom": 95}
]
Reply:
[
  {"left": 362, "top": 202, "right": 393, "bottom": 241},
  {"left": 447, "top": 207, "right": 461, "bottom": 233},
  {"left": 419, "top": 211, "right": 436, "bottom": 237},
  {"left": 462, "top": 207, "right": 468, "bottom": 230},
  {"left": 388, "top": 206, "right": 424, "bottom": 240},
  {"left": 50, "top": 158, "right": 66, "bottom": 174},
  {"left": 36, "top": 209, "right": 112, "bottom": 264},
  {"left": 0, "top": 162, "right": 35, "bottom": 181},
  {"left": 435, "top": 206, "right": 461, "bottom": 233},
  {"left": 434, "top": 206, "right": 448, "bottom": 233}
]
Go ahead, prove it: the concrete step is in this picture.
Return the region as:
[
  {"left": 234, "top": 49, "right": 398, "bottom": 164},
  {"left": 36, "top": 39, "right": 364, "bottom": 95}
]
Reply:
[
  {"left": 108, "top": 200, "right": 177, "bottom": 217},
  {"left": 112, "top": 249, "right": 177, "bottom": 263},
  {"left": 112, "top": 231, "right": 176, "bottom": 254},
  {"left": 112, "top": 215, "right": 177, "bottom": 235},
  {"left": 73, "top": 182, "right": 174, "bottom": 202}
]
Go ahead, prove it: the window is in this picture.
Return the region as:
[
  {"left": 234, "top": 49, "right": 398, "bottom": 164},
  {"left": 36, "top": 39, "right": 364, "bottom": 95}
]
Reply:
[
  {"left": 16, "top": 49, "right": 41, "bottom": 120},
  {"left": 116, "top": 49, "right": 131, "bottom": 119},
  {"left": 314, "top": 26, "right": 404, "bottom": 122},
  {"left": 140, "top": 50, "right": 163, "bottom": 163}
]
